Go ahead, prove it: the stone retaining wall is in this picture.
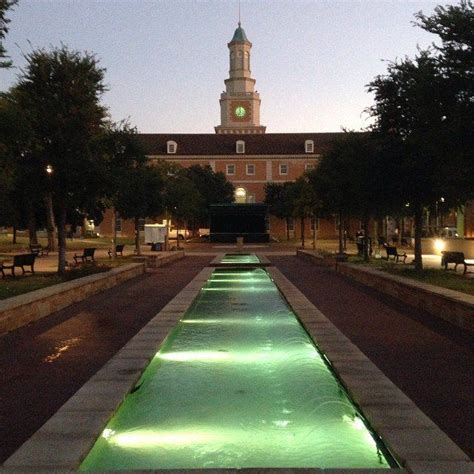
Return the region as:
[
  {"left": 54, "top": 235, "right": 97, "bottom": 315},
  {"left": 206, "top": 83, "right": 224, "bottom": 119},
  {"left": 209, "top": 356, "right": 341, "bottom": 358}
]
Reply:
[
  {"left": 0, "top": 252, "right": 187, "bottom": 336},
  {"left": 297, "top": 250, "right": 474, "bottom": 332},
  {"left": 0, "top": 263, "right": 145, "bottom": 336}
]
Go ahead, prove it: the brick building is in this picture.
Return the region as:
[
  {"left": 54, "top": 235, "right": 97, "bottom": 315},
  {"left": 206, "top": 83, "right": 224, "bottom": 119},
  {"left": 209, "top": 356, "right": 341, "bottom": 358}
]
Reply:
[{"left": 100, "top": 22, "right": 471, "bottom": 241}]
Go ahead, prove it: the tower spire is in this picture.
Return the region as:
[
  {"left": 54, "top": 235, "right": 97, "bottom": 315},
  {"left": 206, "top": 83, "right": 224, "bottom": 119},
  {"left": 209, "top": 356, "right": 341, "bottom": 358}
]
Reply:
[{"left": 238, "top": 0, "right": 241, "bottom": 26}]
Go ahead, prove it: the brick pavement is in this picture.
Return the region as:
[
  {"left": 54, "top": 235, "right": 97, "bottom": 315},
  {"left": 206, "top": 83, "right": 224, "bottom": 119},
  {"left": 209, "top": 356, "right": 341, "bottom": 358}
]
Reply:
[
  {"left": 0, "top": 256, "right": 212, "bottom": 463},
  {"left": 269, "top": 256, "right": 474, "bottom": 460}
]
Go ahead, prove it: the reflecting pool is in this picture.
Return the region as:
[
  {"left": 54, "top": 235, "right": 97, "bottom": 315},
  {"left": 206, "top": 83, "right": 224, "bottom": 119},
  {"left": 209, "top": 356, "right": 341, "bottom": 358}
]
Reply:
[{"left": 80, "top": 267, "right": 395, "bottom": 470}]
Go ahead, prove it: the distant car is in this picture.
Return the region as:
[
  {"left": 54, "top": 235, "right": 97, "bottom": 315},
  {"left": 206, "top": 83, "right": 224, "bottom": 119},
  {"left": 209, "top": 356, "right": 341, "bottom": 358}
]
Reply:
[
  {"left": 168, "top": 228, "right": 190, "bottom": 240},
  {"left": 438, "top": 227, "right": 459, "bottom": 239},
  {"left": 198, "top": 228, "right": 210, "bottom": 239}
]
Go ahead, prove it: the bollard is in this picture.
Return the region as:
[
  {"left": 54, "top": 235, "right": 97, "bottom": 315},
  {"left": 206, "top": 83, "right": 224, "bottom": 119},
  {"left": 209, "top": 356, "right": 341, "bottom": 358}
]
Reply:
[{"left": 236, "top": 236, "right": 244, "bottom": 253}]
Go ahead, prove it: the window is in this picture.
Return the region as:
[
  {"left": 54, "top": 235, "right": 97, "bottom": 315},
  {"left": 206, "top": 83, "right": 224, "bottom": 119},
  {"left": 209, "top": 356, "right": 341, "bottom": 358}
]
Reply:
[
  {"left": 311, "top": 217, "right": 319, "bottom": 231},
  {"left": 279, "top": 163, "right": 288, "bottom": 175},
  {"left": 167, "top": 140, "right": 177, "bottom": 154},
  {"left": 115, "top": 217, "right": 122, "bottom": 232},
  {"left": 246, "top": 163, "right": 255, "bottom": 175},
  {"left": 226, "top": 164, "right": 235, "bottom": 175},
  {"left": 305, "top": 140, "right": 314, "bottom": 153},
  {"left": 236, "top": 140, "right": 245, "bottom": 154},
  {"left": 305, "top": 163, "right": 315, "bottom": 171},
  {"left": 247, "top": 193, "right": 256, "bottom": 203},
  {"left": 287, "top": 217, "right": 294, "bottom": 232},
  {"left": 138, "top": 218, "right": 146, "bottom": 231}
]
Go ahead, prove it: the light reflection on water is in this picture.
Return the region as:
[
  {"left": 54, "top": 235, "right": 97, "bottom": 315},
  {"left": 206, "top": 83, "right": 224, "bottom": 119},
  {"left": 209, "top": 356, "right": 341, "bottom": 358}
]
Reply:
[{"left": 80, "top": 267, "right": 394, "bottom": 471}]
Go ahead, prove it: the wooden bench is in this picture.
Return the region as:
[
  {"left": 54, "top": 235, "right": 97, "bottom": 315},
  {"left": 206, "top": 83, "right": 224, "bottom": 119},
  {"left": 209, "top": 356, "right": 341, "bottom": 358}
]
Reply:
[
  {"left": 108, "top": 244, "right": 125, "bottom": 258},
  {"left": 441, "top": 251, "right": 474, "bottom": 275},
  {"left": 29, "top": 244, "right": 49, "bottom": 257},
  {"left": 385, "top": 246, "right": 407, "bottom": 263},
  {"left": 73, "top": 247, "right": 96, "bottom": 264},
  {"left": 1, "top": 253, "right": 37, "bottom": 277}
]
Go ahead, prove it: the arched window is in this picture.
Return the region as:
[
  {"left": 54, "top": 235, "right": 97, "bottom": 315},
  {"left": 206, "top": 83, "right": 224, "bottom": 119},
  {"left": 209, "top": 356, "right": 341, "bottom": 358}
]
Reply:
[
  {"left": 235, "top": 187, "right": 247, "bottom": 203},
  {"left": 230, "top": 51, "right": 235, "bottom": 70},
  {"left": 244, "top": 51, "right": 249, "bottom": 70},
  {"left": 237, "top": 50, "right": 243, "bottom": 69},
  {"left": 167, "top": 140, "right": 177, "bottom": 154}
]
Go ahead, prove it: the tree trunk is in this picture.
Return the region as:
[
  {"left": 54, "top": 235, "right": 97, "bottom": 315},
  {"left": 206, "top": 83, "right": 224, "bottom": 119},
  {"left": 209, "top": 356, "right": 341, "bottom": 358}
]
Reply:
[
  {"left": 363, "top": 217, "right": 370, "bottom": 262},
  {"left": 57, "top": 205, "right": 67, "bottom": 275},
  {"left": 300, "top": 217, "right": 305, "bottom": 248},
  {"left": 111, "top": 209, "right": 117, "bottom": 258},
  {"left": 12, "top": 225, "right": 17, "bottom": 244},
  {"left": 286, "top": 217, "right": 290, "bottom": 241},
  {"left": 312, "top": 217, "right": 316, "bottom": 250},
  {"left": 135, "top": 216, "right": 141, "bottom": 256},
  {"left": 413, "top": 206, "right": 423, "bottom": 271},
  {"left": 45, "top": 193, "right": 56, "bottom": 251},
  {"left": 176, "top": 224, "right": 181, "bottom": 249},
  {"left": 338, "top": 214, "right": 344, "bottom": 255},
  {"left": 28, "top": 206, "right": 38, "bottom": 245}
]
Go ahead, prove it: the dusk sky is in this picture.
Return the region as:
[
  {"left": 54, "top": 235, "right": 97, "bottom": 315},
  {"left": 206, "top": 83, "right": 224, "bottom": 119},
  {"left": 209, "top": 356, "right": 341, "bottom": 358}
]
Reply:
[{"left": 1, "top": 0, "right": 458, "bottom": 133}]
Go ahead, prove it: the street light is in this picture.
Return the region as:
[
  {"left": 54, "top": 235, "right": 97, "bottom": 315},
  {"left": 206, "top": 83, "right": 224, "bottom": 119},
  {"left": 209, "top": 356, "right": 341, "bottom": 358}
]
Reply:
[{"left": 45, "top": 164, "right": 56, "bottom": 251}]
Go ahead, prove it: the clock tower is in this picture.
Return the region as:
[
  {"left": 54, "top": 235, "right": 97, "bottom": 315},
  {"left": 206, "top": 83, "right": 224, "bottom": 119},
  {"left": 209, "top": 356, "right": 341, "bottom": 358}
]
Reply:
[{"left": 215, "top": 23, "right": 266, "bottom": 134}]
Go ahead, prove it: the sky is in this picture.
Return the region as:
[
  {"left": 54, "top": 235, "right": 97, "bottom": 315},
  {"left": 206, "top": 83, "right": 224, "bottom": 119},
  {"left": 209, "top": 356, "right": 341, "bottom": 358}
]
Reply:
[{"left": 1, "top": 0, "right": 459, "bottom": 134}]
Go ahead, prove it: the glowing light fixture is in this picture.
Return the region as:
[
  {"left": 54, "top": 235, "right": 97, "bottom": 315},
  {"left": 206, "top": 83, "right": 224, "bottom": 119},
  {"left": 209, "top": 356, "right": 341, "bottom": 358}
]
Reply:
[{"left": 434, "top": 238, "right": 445, "bottom": 253}]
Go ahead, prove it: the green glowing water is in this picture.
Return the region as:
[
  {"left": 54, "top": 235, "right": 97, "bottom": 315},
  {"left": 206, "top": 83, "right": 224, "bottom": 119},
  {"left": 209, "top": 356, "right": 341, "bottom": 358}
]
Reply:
[
  {"left": 80, "top": 267, "right": 394, "bottom": 470},
  {"left": 219, "top": 253, "right": 260, "bottom": 264}
]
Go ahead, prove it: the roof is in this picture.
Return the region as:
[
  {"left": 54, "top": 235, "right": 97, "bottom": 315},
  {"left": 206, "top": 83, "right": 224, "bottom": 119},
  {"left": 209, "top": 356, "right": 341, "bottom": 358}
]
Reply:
[
  {"left": 137, "top": 133, "right": 345, "bottom": 156},
  {"left": 230, "top": 23, "right": 249, "bottom": 43}
]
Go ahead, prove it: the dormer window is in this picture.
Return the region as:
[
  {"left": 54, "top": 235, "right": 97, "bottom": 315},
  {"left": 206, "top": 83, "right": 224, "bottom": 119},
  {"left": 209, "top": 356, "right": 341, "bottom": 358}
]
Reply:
[
  {"left": 167, "top": 140, "right": 177, "bottom": 154},
  {"left": 305, "top": 140, "right": 314, "bottom": 153},
  {"left": 236, "top": 140, "right": 245, "bottom": 154}
]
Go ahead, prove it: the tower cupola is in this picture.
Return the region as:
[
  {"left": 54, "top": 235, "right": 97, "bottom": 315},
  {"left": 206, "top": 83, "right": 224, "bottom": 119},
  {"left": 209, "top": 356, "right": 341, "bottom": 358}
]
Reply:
[{"left": 215, "top": 23, "right": 265, "bottom": 134}]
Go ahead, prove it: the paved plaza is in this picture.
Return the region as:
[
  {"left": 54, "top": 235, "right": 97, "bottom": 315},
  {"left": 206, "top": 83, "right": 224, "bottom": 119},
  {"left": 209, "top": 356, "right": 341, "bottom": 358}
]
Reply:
[{"left": 0, "top": 252, "right": 472, "bottom": 466}]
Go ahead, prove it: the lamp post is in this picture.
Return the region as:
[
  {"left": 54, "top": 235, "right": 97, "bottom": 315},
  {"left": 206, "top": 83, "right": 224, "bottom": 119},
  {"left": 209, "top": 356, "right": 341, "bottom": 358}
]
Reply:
[{"left": 45, "top": 164, "right": 56, "bottom": 251}]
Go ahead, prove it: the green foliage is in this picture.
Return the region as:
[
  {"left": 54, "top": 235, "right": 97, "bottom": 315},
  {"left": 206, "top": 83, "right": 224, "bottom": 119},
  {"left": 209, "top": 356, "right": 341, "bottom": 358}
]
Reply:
[
  {"left": 0, "top": 0, "right": 17, "bottom": 69},
  {"left": 308, "top": 132, "right": 400, "bottom": 220},
  {"left": 114, "top": 165, "right": 165, "bottom": 222},
  {"left": 264, "top": 182, "right": 295, "bottom": 220},
  {"left": 14, "top": 45, "right": 108, "bottom": 272},
  {"left": 185, "top": 164, "right": 234, "bottom": 225}
]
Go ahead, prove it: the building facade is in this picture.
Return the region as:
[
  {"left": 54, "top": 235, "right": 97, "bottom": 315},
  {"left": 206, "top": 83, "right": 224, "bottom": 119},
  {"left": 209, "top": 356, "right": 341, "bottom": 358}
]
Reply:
[{"left": 100, "top": 22, "right": 471, "bottom": 241}]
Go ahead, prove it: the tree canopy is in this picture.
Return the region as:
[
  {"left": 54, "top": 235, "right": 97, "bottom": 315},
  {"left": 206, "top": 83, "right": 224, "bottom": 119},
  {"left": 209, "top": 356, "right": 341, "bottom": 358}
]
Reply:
[{"left": 0, "top": 0, "right": 17, "bottom": 69}]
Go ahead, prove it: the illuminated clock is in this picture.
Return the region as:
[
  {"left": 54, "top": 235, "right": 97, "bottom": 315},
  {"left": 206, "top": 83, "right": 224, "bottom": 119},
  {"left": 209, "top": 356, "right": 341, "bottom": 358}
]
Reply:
[{"left": 234, "top": 106, "right": 246, "bottom": 118}]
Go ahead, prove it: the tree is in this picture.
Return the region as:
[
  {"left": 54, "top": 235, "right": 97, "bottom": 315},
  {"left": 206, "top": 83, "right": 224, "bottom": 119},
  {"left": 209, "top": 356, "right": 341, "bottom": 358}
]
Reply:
[
  {"left": 185, "top": 164, "right": 234, "bottom": 230},
  {"left": 308, "top": 132, "right": 399, "bottom": 259},
  {"left": 114, "top": 165, "right": 165, "bottom": 255},
  {"left": 15, "top": 45, "right": 108, "bottom": 274},
  {"left": 264, "top": 182, "right": 295, "bottom": 241},
  {"left": 0, "top": 0, "right": 17, "bottom": 69},
  {"left": 163, "top": 169, "right": 203, "bottom": 248},
  {"left": 101, "top": 121, "right": 147, "bottom": 256}
]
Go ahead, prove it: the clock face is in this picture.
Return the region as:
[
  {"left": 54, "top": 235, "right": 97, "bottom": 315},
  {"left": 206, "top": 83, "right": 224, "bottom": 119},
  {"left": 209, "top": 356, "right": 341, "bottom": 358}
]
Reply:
[{"left": 234, "top": 106, "right": 246, "bottom": 118}]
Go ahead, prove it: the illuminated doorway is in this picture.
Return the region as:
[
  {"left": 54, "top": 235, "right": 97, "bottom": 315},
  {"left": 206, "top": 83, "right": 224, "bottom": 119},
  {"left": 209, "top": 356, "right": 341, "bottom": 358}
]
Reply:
[{"left": 235, "top": 187, "right": 247, "bottom": 203}]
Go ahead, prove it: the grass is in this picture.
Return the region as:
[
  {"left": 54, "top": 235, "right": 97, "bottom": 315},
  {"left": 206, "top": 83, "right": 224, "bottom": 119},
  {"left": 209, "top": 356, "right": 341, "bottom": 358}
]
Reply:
[
  {"left": 0, "top": 258, "right": 137, "bottom": 300},
  {"left": 349, "top": 256, "right": 474, "bottom": 296},
  {"left": 0, "top": 233, "right": 135, "bottom": 253}
]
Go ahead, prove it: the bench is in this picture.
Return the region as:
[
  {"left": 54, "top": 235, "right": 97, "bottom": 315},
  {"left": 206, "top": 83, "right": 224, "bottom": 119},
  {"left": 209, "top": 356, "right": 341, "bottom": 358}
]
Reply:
[
  {"left": 441, "top": 251, "right": 474, "bottom": 275},
  {"left": 1, "top": 253, "right": 37, "bottom": 277},
  {"left": 108, "top": 244, "right": 125, "bottom": 258},
  {"left": 29, "top": 244, "right": 49, "bottom": 257},
  {"left": 385, "top": 246, "right": 407, "bottom": 263},
  {"left": 73, "top": 247, "right": 96, "bottom": 264}
]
